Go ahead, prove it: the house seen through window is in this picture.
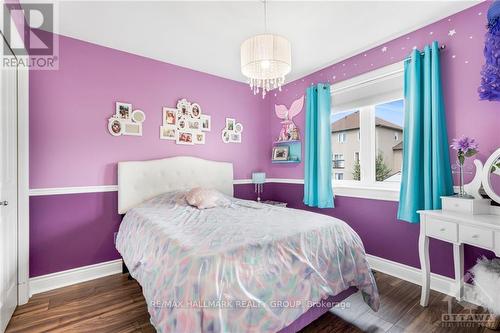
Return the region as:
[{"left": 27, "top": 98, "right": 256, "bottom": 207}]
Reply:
[{"left": 331, "top": 99, "right": 404, "bottom": 183}]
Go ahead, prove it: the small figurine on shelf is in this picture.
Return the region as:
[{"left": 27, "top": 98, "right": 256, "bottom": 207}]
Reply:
[{"left": 275, "top": 95, "right": 304, "bottom": 142}]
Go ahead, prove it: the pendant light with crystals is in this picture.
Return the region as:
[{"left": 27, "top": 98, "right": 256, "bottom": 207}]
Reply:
[{"left": 240, "top": 1, "right": 291, "bottom": 98}]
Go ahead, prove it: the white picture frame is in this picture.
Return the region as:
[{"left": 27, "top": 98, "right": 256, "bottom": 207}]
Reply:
[
  {"left": 163, "top": 107, "right": 177, "bottom": 126},
  {"left": 193, "top": 131, "right": 205, "bottom": 144},
  {"left": 234, "top": 122, "right": 243, "bottom": 133},
  {"left": 225, "top": 118, "right": 235, "bottom": 132},
  {"left": 177, "top": 131, "right": 194, "bottom": 145},
  {"left": 160, "top": 125, "right": 177, "bottom": 140},
  {"left": 221, "top": 130, "right": 230, "bottom": 143},
  {"left": 131, "top": 109, "right": 146, "bottom": 123},
  {"left": 108, "top": 117, "right": 123, "bottom": 136},
  {"left": 116, "top": 102, "right": 132, "bottom": 120},
  {"left": 187, "top": 119, "right": 201, "bottom": 131},
  {"left": 200, "top": 115, "right": 211, "bottom": 131},
  {"left": 122, "top": 121, "right": 142, "bottom": 136},
  {"left": 190, "top": 103, "right": 202, "bottom": 119},
  {"left": 228, "top": 132, "right": 242, "bottom": 143},
  {"left": 177, "top": 99, "right": 191, "bottom": 117},
  {"left": 272, "top": 146, "right": 289, "bottom": 161}
]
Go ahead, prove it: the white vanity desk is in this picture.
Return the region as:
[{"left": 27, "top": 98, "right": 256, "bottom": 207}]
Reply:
[
  {"left": 418, "top": 148, "right": 500, "bottom": 307},
  {"left": 418, "top": 208, "right": 500, "bottom": 306}
]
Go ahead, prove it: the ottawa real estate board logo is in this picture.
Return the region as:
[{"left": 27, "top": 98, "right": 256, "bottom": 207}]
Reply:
[{"left": 2, "top": 3, "right": 58, "bottom": 70}]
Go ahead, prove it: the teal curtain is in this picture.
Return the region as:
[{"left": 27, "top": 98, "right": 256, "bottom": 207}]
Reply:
[
  {"left": 398, "top": 41, "right": 454, "bottom": 223},
  {"left": 304, "top": 83, "right": 334, "bottom": 208}
]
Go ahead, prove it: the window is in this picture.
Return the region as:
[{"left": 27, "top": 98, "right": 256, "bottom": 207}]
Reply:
[
  {"left": 337, "top": 132, "right": 347, "bottom": 143},
  {"left": 375, "top": 100, "right": 404, "bottom": 182},
  {"left": 333, "top": 154, "right": 345, "bottom": 168},
  {"left": 330, "top": 62, "right": 404, "bottom": 200},
  {"left": 331, "top": 110, "right": 360, "bottom": 180}
]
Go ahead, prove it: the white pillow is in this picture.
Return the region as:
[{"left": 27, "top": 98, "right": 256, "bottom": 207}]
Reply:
[{"left": 185, "top": 187, "right": 227, "bottom": 209}]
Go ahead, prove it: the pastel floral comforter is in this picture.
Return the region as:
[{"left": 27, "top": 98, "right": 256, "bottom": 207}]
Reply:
[{"left": 116, "top": 191, "right": 379, "bottom": 333}]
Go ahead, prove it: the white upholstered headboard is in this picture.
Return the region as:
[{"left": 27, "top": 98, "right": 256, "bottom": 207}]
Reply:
[{"left": 118, "top": 156, "right": 234, "bottom": 214}]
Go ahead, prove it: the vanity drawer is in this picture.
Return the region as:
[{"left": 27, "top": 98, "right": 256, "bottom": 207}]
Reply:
[
  {"left": 425, "top": 218, "right": 457, "bottom": 242},
  {"left": 459, "top": 225, "right": 494, "bottom": 249}
]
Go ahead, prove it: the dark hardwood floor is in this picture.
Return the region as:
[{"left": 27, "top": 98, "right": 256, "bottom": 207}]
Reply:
[{"left": 6, "top": 271, "right": 495, "bottom": 333}]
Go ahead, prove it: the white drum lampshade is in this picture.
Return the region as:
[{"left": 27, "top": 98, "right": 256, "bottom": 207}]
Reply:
[{"left": 241, "top": 34, "right": 291, "bottom": 98}]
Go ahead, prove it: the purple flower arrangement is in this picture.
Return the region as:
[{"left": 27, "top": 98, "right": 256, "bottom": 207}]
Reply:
[
  {"left": 450, "top": 136, "right": 479, "bottom": 165},
  {"left": 450, "top": 136, "right": 479, "bottom": 197}
]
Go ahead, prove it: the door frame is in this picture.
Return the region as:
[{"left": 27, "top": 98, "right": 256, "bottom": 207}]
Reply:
[
  {"left": 1, "top": 3, "right": 31, "bottom": 307},
  {"left": 17, "top": 60, "right": 29, "bottom": 305}
]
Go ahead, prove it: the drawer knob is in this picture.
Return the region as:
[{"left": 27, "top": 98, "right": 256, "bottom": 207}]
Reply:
[
  {"left": 472, "top": 234, "right": 479, "bottom": 239},
  {"left": 440, "top": 228, "right": 446, "bottom": 232}
]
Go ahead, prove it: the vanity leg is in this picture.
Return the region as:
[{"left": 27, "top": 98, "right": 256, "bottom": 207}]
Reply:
[
  {"left": 419, "top": 222, "right": 430, "bottom": 307},
  {"left": 453, "top": 243, "right": 464, "bottom": 302}
]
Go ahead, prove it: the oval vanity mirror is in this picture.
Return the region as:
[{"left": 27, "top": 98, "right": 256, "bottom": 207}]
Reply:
[{"left": 482, "top": 148, "right": 500, "bottom": 205}]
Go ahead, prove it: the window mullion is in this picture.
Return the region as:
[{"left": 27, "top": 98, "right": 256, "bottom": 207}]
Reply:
[{"left": 359, "top": 106, "right": 376, "bottom": 186}]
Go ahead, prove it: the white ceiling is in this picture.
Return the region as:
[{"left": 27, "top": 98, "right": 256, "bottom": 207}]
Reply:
[{"left": 47, "top": 1, "right": 478, "bottom": 82}]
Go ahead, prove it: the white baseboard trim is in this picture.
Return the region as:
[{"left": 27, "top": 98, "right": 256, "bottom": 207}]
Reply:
[
  {"left": 29, "top": 259, "right": 122, "bottom": 296},
  {"left": 366, "top": 254, "right": 477, "bottom": 305}
]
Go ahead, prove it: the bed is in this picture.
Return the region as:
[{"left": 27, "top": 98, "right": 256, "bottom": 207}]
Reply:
[{"left": 115, "top": 156, "right": 379, "bottom": 333}]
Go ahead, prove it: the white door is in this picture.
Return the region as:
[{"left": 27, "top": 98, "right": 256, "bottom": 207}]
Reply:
[{"left": 0, "top": 34, "right": 19, "bottom": 332}]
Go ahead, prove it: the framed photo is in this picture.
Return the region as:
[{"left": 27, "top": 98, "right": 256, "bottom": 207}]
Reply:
[
  {"left": 229, "top": 132, "right": 241, "bottom": 143},
  {"left": 177, "top": 131, "right": 194, "bottom": 145},
  {"left": 116, "top": 102, "right": 132, "bottom": 120},
  {"left": 221, "top": 130, "right": 230, "bottom": 143},
  {"left": 160, "top": 125, "right": 177, "bottom": 140},
  {"left": 163, "top": 107, "right": 177, "bottom": 125},
  {"left": 200, "top": 115, "right": 211, "bottom": 131},
  {"left": 131, "top": 109, "right": 146, "bottom": 123},
  {"left": 188, "top": 119, "right": 201, "bottom": 131},
  {"left": 123, "top": 122, "right": 142, "bottom": 136},
  {"left": 190, "top": 103, "right": 202, "bottom": 119},
  {"left": 177, "top": 99, "right": 191, "bottom": 117},
  {"left": 272, "top": 146, "right": 289, "bottom": 161},
  {"left": 178, "top": 118, "right": 187, "bottom": 130},
  {"left": 193, "top": 132, "right": 205, "bottom": 144},
  {"left": 234, "top": 122, "right": 243, "bottom": 133},
  {"left": 108, "top": 118, "right": 123, "bottom": 136},
  {"left": 225, "top": 118, "right": 235, "bottom": 131}
]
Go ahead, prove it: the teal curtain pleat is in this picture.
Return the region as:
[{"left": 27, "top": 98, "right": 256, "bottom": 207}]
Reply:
[
  {"left": 304, "top": 83, "right": 334, "bottom": 208},
  {"left": 398, "top": 41, "right": 454, "bottom": 223}
]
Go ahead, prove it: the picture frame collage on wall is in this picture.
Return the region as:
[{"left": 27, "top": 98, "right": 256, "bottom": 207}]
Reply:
[
  {"left": 160, "top": 98, "right": 211, "bottom": 145},
  {"left": 221, "top": 118, "right": 243, "bottom": 143},
  {"left": 108, "top": 102, "right": 146, "bottom": 137}
]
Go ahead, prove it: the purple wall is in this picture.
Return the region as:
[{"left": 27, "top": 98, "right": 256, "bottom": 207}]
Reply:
[
  {"left": 29, "top": 35, "right": 269, "bottom": 188},
  {"left": 266, "top": 1, "right": 499, "bottom": 179},
  {"left": 30, "top": 185, "right": 260, "bottom": 277},
  {"left": 264, "top": 1, "right": 499, "bottom": 278},
  {"left": 265, "top": 183, "right": 496, "bottom": 279},
  {"left": 29, "top": 34, "right": 270, "bottom": 277}
]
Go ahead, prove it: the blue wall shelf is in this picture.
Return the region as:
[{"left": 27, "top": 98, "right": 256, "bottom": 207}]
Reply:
[{"left": 272, "top": 140, "right": 301, "bottom": 164}]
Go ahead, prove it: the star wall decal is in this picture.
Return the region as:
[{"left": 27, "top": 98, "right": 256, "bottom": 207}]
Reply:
[
  {"left": 448, "top": 29, "right": 456, "bottom": 36},
  {"left": 381, "top": 46, "right": 387, "bottom": 52}
]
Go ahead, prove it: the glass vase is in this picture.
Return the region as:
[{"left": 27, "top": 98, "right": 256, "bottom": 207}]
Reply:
[{"left": 458, "top": 162, "right": 465, "bottom": 197}]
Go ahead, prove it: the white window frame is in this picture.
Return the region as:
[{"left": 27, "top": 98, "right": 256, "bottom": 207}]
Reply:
[
  {"left": 331, "top": 62, "right": 403, "bottom": 201},
  {"left": 394, "top": 131, "right": 399, "bottom": 141},
  {"left": 337, "top": 132, "right": 346, "bottom": 143}
]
